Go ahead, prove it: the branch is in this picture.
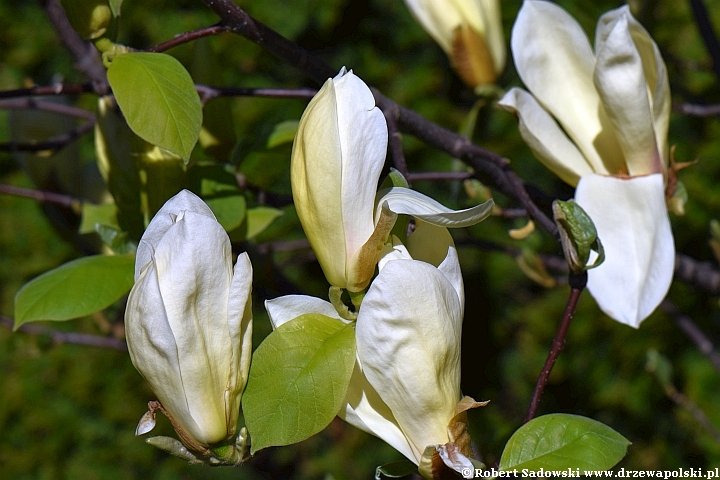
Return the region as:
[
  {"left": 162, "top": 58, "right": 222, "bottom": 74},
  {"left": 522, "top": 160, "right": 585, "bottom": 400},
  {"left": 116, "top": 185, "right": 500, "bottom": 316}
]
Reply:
[
  {"left": 524, "top": 272, "right": 587, "bottom": 423},
  {"left": 675, "top": 253, "right": 720, "bottom": 296},
  {"left": 406, "top": 171, "right": 473, "bottom": 182},
  {"left": 0, "top": 98, "right": 95, "bottom": 120},
  {"left": 42, "top": 0, "right": 108, "bottom": 94},
  {"left": 689, "top": 0, "right": 720, "bottom": 81},
  {"left": 0, "top": 184, "right": 88, "bottom": 209},
  {"left": 148, "top": 24, "right": 230, "bottom": 52},
  {"left": 382, "top": 103, "right": 411, "bottom": 184},
  {"left": 0, "top": 83, "right": 94, "bottom": 100},
  {"left": 0, "top": 120, "right": 95, "bottom": 153},
  {"left": 674, "top": 102, "right": 720, "bottom": 116},
  {"left": 0, "top": 315, "right": 127, "bottom": 351},
  {"left": 662, "top": 300, "right": 720, "bottom": 376},
  {"left": 195, "top": 84, "right": 317, "bottom": 104}
]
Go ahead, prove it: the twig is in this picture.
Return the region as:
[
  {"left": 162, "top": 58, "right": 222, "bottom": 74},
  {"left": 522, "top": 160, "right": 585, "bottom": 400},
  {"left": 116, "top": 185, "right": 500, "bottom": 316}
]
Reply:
[
  {"left": 42, "top": 0, "right": 108, "bottom": 94},
  {"left": 0, "top": 184, "right": 87, "bottom": 209},
  {"left": 674, "top": 102, "right": 720, "bottom": 116},
  {"left": 0, "top": 83, "right": 94, "bottom": 100},
  {"left": 667, "top": 389, "right": 720, "bottom": 444},
  {"left": 675, "top": 253, "right": 720, "bottom": 296},
  {"left": 382, "top": 103, "right": 411, "bottom": 185},
  {"left": 524, "top": 272, "right": 587, "bottom": 423},
  {"left": 0, "top": 315, "right": 127, "bottom": 351},
  {"left": 689, "top": 0, "right": 720, "bottom": 81},
  {"left": 406, "top": 171, "right": 473, "bottom": 182},
  {"left": 148, "top": 24, "right": 230, "bottom": 52},
  {"left": 0, "top": 120, "right": 95, "bottom": 153},
  {"left": 662, "top": 300, "right": 720, "bottom": 376},
  {"left": 0, "top": 98, "right": 95, "bottom": 120},
  {"left": 195, "top": 84, "right": 317, "bottom": 104}
]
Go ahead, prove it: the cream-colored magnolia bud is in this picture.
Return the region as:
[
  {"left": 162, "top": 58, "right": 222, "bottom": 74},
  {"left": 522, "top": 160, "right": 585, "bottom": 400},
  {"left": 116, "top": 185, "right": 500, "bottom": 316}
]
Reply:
[
  {"left": 125, "top": 190, "right": 253, "bottom": 450},
  {"left": 404, "top": 0, "right": 505, "bottom": 87}
]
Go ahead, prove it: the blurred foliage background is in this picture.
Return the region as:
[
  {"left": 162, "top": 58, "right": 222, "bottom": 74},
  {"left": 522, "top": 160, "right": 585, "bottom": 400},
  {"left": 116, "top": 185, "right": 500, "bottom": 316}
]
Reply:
[{"left": 2, "top": 0, "right": 720, "bottom": 478}]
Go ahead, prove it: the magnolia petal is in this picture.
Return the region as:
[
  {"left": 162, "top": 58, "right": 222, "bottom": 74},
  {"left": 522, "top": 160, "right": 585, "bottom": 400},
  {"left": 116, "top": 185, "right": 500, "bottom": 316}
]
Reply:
[
  {"left": 511, "top": 0, "right": 623, "bottom": 173},
  {"left": 225, "top": 252, "right": 253, "bottom": 437},
  {"left": 597, "top": 6, "right": 670, "bottom": 172},
  {"left": 265, "top": 295, "right": 342, "bottom": 329},
  {"left": 498, "top": 87, "right": 594, "bottom": 185},
  {"left": 404, "top": 0, "right": 464, "bottom": 53},
  {"left": 291, "top": 75, "right": 346, "bottom": 288},
  {"left": 575, "top": 173, "right": 674, "bottom": 328},
  {"left": 346, "top": 201, "right": 397, "bottom": 292},
  {"left": 151, "top": 211, "right": 234, "bottom": 444},
  {"left": 356, "top": 259, "right": 463, "bottom": 460},
  {"left": 340, "top": 362, "right": 417, "bottom": 463},
  {"left": 477, "top": 0, "right": 505, "bottom": 74},
  {"left": 135, "top": 190, "right": 216, "bottom": 280},
  {"left": 594, "top": 7, "right": 661, "bottom": 176},
  {"left": 376, "top": 187, "right": 493, "bottom": 227},
  {"left": 126, "top": 262, "right": 203, "bottom": 444},
  {"left": 335, "top": 70, "right": 388, "bottom": 276}
]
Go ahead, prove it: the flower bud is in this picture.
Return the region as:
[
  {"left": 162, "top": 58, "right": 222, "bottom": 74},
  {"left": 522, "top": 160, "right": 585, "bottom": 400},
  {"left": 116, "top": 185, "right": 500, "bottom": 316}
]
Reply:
[{"left": 125, "top": 190, "right": 253, "bottom": 450}]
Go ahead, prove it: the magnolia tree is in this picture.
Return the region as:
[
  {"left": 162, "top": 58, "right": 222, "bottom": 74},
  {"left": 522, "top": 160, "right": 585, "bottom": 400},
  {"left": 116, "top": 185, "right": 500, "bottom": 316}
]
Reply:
[{"left": 2, "top": 0, "right": 720, "bottom": 478}]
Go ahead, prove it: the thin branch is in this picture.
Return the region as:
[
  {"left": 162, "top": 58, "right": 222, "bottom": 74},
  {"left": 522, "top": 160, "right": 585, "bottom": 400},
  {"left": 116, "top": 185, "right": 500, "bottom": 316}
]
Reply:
[
  {"left": 689, "top": 0, "right": 720, "bottom": 81},
  {"left": 674, "top": 102, "right": 720, "bottom": 116},
  {"left": 0, "top": 184, "right": 87, "bottom": 209},
  {"left": 0, "top": 98, "right": 95, "bottom": 120},
  {"left": 662, "top": 300, "right": 720, "bottom": 376},
  {"left": 406, "top": 171, "right": 473, "bottom": 182},
  {"left": 149, "top": 24, "right": 230, "bottom": 52},
  {"left": 0, "top": 83, "right": 94, "bottom": 100},
  {"left": 382, "top": 103, "right": 411, "bottom": 185},
  {"left": 524, "top": 272, "right": 587, "bottom": 423},
  {"left": 0, "top": 119, "right": 95, "bottom": 153},
  {"left": 0, "top": 315, "right": 127, "bottom": 351},
  {"left": 42, "top": 0, "right": 108, "bottom": 94},
  {"left": 675, "top": 253, "right": 720, "bottom": 296},
  {"left": 195, "top": 84, "right": 317, "bottom": 104}
]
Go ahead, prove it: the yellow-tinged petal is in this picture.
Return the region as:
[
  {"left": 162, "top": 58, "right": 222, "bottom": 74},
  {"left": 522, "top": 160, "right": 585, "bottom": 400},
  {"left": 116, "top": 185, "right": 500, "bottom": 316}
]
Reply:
[
  {"left": 498, "top": 87, "right": 595, "bottom": 184},
  {"left": 575, "top": 173, "right": 674, "bottom": 328},
  {"left": 511, "top": 0, "right": 624, "bottom": 174}
]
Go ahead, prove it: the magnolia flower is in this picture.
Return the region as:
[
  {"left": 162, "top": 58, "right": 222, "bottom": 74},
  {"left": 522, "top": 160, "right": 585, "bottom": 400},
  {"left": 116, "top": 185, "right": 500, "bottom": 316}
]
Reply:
[
  {"left": 404, "top": 0, "right": 505, "bottom": 88},
  {"left": 125, "top": 190, "right": 253, "bottom": 451},
  {"left": 291, "top": 68, "right": 493, "bottom": 293},
  {"left": 266, "top": 225, "right": 484, "bottom": 479},
  {"left": 498, "top": 0, "right": 674, "bottom": 327}
]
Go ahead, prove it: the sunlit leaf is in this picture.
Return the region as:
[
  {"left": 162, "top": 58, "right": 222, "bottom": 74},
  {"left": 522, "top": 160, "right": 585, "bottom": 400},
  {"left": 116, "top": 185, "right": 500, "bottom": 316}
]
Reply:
[
  {"left": 80, "top": 203, "right": 118, "bottom": 234},
  {"left": 498, "top": 414, "right": 630, "bottom": 472},
  {"left": 243, "top": 313, "right": 356, "bottom": 452},
  {"left": 375, "top": 459, "right": 417, "bottom": 479},
  {"left": 107, "top": 52, "right": 202, "bottom": 160},
  {"left": 14, "top": 255, "right": 135, "bottom": 328},
  {"left": 108, "top": 0, "right": 123, "bottom": 16},
  {"left": 245, "top": 206, "right": 284, "bottom": 240},
  {"left": 267, "top": 120, "right": 299, "bottom": 149},
  {"left": 205, "top": 195, "right": 246, "bottom": 232}
]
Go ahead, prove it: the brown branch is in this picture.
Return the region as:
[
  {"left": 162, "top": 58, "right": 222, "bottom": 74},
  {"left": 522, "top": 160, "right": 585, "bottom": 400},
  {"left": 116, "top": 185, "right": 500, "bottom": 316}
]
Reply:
[
  {"left": 675, "top": 253, "right": 720, "bottom": 296},
  {"left": 662, "top": 300, "right": 720, "bottom": 376},
  {"left": 689, "top": 0, "right": 720, "bottom": 81},
  {"left": 524, "top": 272, "right": 587, "bottom": 423},
  {"left": 195, "top": 84, "right": 317, "bottom": 104},
  {"left": 148, "top": 24, "right": 230, "bottom": 53},
  {"left": 42, "top": 0, "right": 108, "bottom": 94},
  {"left": 0, "top": 184, "right": 87, "bottom": 209},
  {"left": 674, "top": 102, "right": 720, "bottom": 116},
  {"left": 0, "top": 119, "right": 95, "bottom": 153},
  {"left": 0, "top": 83, "right": 94, "bottom": 100},
  {"left": 0, "top": 315, "right": 127, "bottom": 351},
  {"left": 406, "top": 171, "right": 473, "bottom": 182},
  {"left": 0, "top": 98, "right": 95, "bottom": 120},
  {"left": 382, "top": 103, "right": 411, "bottom": 185}
]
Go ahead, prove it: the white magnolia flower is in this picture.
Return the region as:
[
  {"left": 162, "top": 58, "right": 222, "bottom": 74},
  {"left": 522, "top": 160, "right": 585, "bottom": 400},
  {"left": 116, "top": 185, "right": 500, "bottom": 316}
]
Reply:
[
  {"left": 125, "top": 190, "right": 253, "bottom": 450},
  {"left": 266, "top": 226, "right": 483, "bottom": 479},
  {"left": 404, "top": 0, "right": 505, "bottom": 87},
  {"left": 498, "top": 0, "right": 674, "bottom": 327},
  {"left": 291, "top": 67, "right": 493, "bottom": 293}
]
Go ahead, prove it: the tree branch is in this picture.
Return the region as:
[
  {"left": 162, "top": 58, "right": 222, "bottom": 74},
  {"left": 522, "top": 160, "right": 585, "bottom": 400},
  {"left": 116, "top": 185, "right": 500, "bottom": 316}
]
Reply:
[
  {"left": 524, "top": 272, "right": 587, "bottom": 423},
  {"left": 674, "top": 102, "right": 720, "bottom": 116},
  {"left": 0, "top": 184, "right": 88, "bottom": 209},
  {"left": 689, "top": 0, "right": 720, "bottom": 81},
  {"left": 0, "top": 315, "right": 127, "bottom": 351},
  {"left": 382, "top": 103, "right": 411, "bottom": 184},
  {"left": 662, "top": 300, "right": 720, "bottom": 376},
  {"left": 148, "top": 24, "right": 230, "bottom": 52},
  {"left": 0, "top": 83, "right": 94, "bottom": 100},
  {"left": 0, "top": 98, "right": 95, "bottom": 120},
  {"left": 0, "top": 120, "right": 95, "bottom": 153}
]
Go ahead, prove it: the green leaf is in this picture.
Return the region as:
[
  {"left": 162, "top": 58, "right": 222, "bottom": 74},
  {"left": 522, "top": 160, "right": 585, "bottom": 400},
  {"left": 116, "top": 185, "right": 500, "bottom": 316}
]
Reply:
[
  {"left": 267, "top": 120, "right": 299, "bottom": 149},
  {"left": 80, "top": 203, "right": 118, "bottom": 234},
  {"left": 245, "top": 206, "right": 283, "bottom": 240},
  {"left": 107, "top": 52, "right": 202, "bottom": 160},
  {"left": 95, "top": 224, "right": 136, "bottom": 255},
  {"left": 375, "top": 460, "right": 417, "bottom": 479},
  {"left": 108, "top": 0, "right": 123, "bottom": 16},
  {"left": 205, "top": 195, "right": 246, "bottom": 232},
  {"left": 14, "top": 255, "right": 135, "bottom": 328},
  {"left": 243, "top": 314, "right": 356, "bottom": 453},
  {"left": 498, "top": 414, "right": 630, "bottom": 472}
]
